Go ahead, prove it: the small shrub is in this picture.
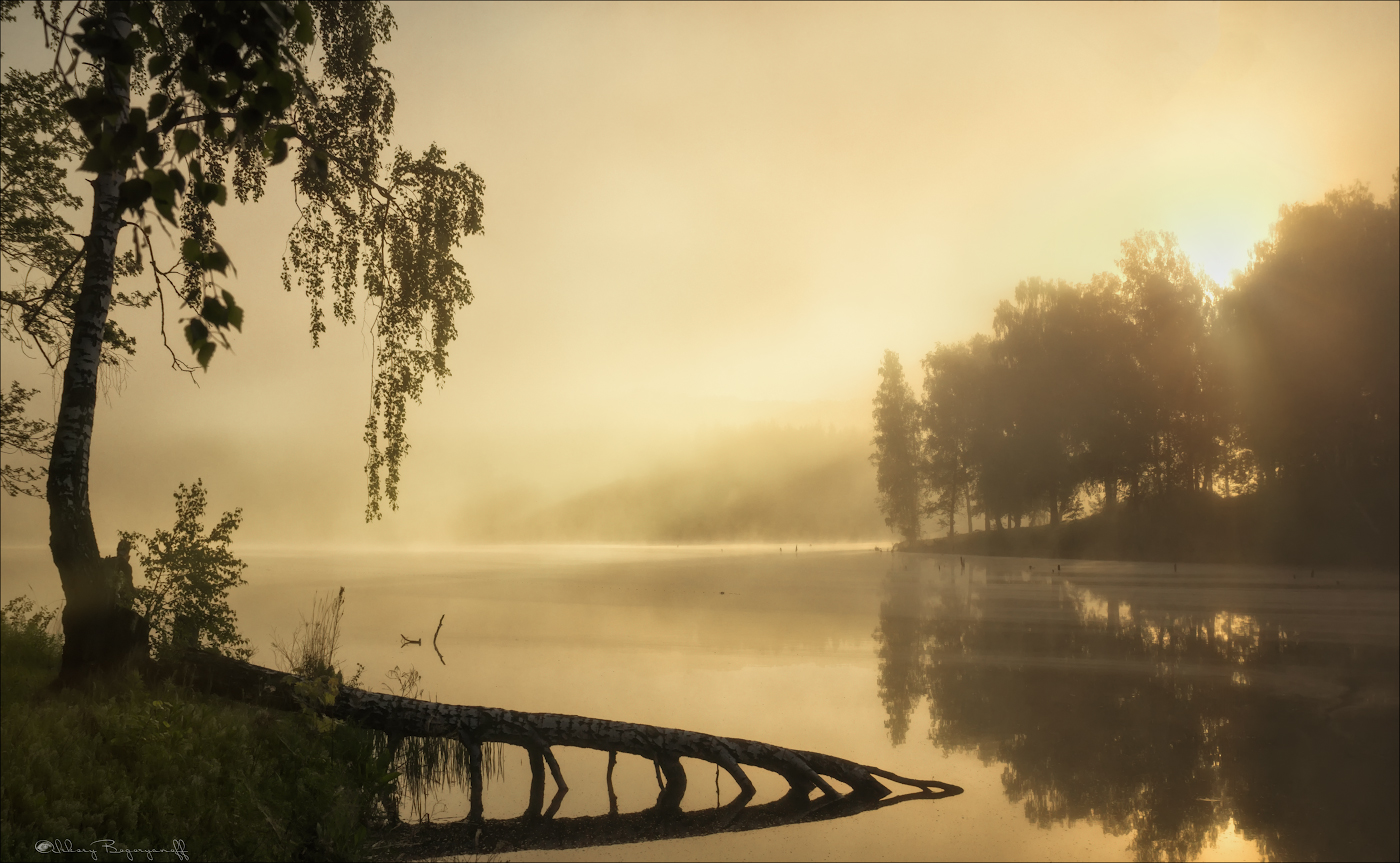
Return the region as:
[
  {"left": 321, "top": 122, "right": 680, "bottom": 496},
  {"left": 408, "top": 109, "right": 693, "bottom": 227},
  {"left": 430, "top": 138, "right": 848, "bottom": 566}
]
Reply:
[{"left": 123, "top": 479, "right": 251, "bottom": 661}]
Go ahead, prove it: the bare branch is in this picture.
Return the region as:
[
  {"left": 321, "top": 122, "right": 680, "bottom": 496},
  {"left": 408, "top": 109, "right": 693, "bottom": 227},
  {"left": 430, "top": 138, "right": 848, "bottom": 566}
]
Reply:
[{"left": 138, "top": 228, "right": 199, "bottom": 379}]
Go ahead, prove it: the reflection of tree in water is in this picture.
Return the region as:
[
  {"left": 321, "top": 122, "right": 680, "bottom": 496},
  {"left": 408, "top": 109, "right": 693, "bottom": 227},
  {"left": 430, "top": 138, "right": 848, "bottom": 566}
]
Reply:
[
  {"left": 874, "top": 570, "right": 926, "bottom": 745},
  {"left": 874, "top": 565, "right": 1398, "bottom": 862}
]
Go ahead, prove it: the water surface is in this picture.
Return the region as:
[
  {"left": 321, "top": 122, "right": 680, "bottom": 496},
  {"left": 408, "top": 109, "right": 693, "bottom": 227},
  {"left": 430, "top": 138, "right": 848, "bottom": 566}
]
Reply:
[{"left": 2, "top": 545, "right": 1395, "bottom": 861}]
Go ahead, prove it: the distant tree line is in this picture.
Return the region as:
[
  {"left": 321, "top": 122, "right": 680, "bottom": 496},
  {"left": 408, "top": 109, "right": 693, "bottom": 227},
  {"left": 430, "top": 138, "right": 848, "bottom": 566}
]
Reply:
[{"left": 873, "top": 177, "right": 1398, "bottom": 547}]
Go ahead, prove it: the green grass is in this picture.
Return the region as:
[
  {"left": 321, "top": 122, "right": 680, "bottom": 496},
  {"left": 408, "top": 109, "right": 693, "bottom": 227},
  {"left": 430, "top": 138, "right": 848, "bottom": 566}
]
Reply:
[{"left": 0, "top": 598, "right": 393, "bottom": 861}]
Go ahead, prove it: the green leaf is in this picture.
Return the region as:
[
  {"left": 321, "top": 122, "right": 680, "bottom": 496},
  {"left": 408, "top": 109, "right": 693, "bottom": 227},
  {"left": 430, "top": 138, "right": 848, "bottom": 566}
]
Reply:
[
  {"left": 147, "top": 92, "right": 169, "bottom": 118},
  {"left": 195, "top": 180, "right": 227, "bottom": 207},
  {"left": 268, "top": 70, "right": 296, "bottom": 110},
  {"left": 203, "top": 246, "right": 230, "bottom": 274},
  {"left": 226, "top": 303, "right": 244, "bottom": 332},
  {"left": 117, "top": 179, "right": 152, "bottom": 212},
  {"left": 141, "top": 168, "right": 175, "bottom": 223},
  {"left": 181, "top": 238, "right": 202, "bottom": 265},
  {"left": 128, "top": 1, "right": 153, "bottom": 27},
  {"left": 294, "top": 1, "right": 315, "bottom": 45},
  {"left": 201, "top": 297, "right": 228, "bottom": 328},
  {"left": 140, "top": 131, "right": 163, "bottom": 168},
  {"left": 144, "top": 167, "right": 180, "bottom": 224},
  {"left": 159, "top": 96, "right": 187, "bottom": 133},
  {"left": 184, "top": 319, "right": 208, "bottom": 352},
  {"left": 238, "top": 106, "right": 265, "bottom": 134},
  {"left": 222, "top": 290, "right": 243, "bottom": 332},
  {"left": 78, "top": 147, "right": 113, "bottom": 174},
  {"left": 196, "top": 341, "right": 216, "bottom": 369},
  {"left": 148, "top": 53, "right": 171, "bottom": 76},
  {"left": 111, "top": 121, "right": 141, "bottom": 158},
  {"left": 173, "top": 129, "right": 200, "bottom": 158},
  {"left": 254, "top": 87, "right": 282, "bottom": 117}
]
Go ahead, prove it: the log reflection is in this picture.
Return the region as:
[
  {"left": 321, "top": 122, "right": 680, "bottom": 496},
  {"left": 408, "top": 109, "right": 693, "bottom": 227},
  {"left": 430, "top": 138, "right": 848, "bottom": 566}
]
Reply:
[{"left": 371, "top": 782, "right": 960, "bottom": 859}]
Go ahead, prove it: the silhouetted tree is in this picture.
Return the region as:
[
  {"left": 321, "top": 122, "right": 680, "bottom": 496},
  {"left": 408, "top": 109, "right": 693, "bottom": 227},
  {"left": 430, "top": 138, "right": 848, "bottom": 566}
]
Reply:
[
  {"left": 990, "top": 278, "right": 1086, "bottom": 526},
  {"left": 921, "top": 341, "right": 979, "bottom": 536},
  {"left": 1058, "top": 273, "right": 1141, "bottom": 514},
  {"left": 1116, "top": 231, "right": 1221, "bottom": 496},
  {"left": 1223, "top": 178, "right": 1399, "bottom": 548},
  {"left": 872, "top": 350, "right": 923, "bottom": 542},
  {"left": 122, "top": 479, "right": 249, "bottom": 661}
]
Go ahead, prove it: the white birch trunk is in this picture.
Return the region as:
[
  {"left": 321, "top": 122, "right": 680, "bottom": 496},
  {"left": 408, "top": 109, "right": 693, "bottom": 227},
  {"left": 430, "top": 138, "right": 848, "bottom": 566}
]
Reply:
[{"left": 49, "top": 7, "right": 133, "bottom": 680}]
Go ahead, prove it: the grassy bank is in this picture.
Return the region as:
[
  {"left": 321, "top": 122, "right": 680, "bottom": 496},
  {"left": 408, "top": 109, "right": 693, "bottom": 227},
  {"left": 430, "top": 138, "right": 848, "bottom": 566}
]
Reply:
[
  {"left": 0, "top": 598, "right": 393, "bottom": 862},
  {"left": 900, "top": 490, "right": 1399, "bottom": 566}
]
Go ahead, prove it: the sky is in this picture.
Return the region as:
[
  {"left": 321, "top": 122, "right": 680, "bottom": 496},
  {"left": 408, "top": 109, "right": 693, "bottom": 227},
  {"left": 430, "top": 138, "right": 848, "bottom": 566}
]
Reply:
[{"left": 1, "top": 1, "right": 1397, "bottom": 547}]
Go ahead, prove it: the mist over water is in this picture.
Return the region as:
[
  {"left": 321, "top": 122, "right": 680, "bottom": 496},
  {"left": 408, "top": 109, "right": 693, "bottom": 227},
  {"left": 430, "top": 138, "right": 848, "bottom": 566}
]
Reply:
[{"left": 7, "top": 545, "right": 1390, "bottom": 860}]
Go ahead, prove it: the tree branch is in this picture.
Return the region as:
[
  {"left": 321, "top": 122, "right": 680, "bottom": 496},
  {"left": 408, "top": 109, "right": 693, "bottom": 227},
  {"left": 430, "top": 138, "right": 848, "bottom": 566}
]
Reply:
[
  {"left": 137, "top": 228, "right": 199, "bottom": 379},
  {"left": 16, "top": 245, "right": 85, "bottom": 338}
]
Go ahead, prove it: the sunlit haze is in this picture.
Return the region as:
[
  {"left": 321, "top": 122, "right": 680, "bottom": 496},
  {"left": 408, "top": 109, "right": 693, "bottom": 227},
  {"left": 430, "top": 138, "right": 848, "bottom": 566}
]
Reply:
[{"left": 2, "top": 1, "right": 1396, "bottom": 547}]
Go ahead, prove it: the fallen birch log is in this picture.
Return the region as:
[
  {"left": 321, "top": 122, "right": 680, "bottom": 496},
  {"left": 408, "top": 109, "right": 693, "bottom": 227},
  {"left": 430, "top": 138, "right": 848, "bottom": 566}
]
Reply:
[{"left": 166, "top": 651, "right": 962, "bottom": 821}]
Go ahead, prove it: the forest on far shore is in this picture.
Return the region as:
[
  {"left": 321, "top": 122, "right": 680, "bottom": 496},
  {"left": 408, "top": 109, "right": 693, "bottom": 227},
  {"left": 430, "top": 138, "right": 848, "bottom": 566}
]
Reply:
[{"left": 872, "top": 177, "right": 1399, "bottom": 565}]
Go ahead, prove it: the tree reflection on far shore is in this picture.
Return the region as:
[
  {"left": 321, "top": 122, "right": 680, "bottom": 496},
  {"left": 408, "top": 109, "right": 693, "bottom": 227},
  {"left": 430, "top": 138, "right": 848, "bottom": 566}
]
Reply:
[{"left": 874, "top": 560, "right": 1399, "bottom": 862}]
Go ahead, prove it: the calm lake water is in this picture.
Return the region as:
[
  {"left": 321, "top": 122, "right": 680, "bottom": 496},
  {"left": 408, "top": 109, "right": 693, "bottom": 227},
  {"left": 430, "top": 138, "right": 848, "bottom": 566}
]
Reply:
[{"left": 2, "top": 545, "right": 1397, "bottom": 861}]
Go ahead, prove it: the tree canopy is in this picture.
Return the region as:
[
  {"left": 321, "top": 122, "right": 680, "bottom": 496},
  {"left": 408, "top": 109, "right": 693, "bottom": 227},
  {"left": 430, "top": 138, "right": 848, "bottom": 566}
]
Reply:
[
  {"left": 888, "top": 177, "right": 1397, "bottom": 560},
  {"left": 0, "top": 0, "right": 484, "bottom": 519}
]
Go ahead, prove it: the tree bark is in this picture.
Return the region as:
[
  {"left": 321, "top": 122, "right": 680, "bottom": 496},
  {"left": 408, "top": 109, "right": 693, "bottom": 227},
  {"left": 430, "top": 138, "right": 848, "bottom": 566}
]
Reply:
[{"left": 49, "top": 7, "right": 147, "bottom": 685}]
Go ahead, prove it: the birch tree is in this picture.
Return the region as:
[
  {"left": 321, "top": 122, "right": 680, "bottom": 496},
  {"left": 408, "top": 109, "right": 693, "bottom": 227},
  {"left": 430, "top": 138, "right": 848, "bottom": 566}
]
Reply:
[{"left": 2, "top": 0, "right": 484, "bottom": 681}]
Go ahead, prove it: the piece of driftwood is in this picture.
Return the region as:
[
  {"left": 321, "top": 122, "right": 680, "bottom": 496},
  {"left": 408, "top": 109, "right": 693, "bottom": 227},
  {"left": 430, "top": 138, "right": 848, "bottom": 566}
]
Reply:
[{"left": 166, "top": 651, "right": 962, "bottom": 833}]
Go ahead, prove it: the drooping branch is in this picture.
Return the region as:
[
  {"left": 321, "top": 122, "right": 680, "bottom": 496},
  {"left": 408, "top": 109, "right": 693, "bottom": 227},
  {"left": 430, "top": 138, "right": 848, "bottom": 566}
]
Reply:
[{"left": 136, "top": 227, "right": 198, "bottom": 378}]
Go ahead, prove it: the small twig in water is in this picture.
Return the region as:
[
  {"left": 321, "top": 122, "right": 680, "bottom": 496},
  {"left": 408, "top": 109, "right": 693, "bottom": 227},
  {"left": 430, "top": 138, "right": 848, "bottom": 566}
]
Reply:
[
  {"left": 400, "top": 634, "right": 421, "bottom": 647},
  {"left": 432, "top": 614, "right": 446, "bottom": 665}
]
